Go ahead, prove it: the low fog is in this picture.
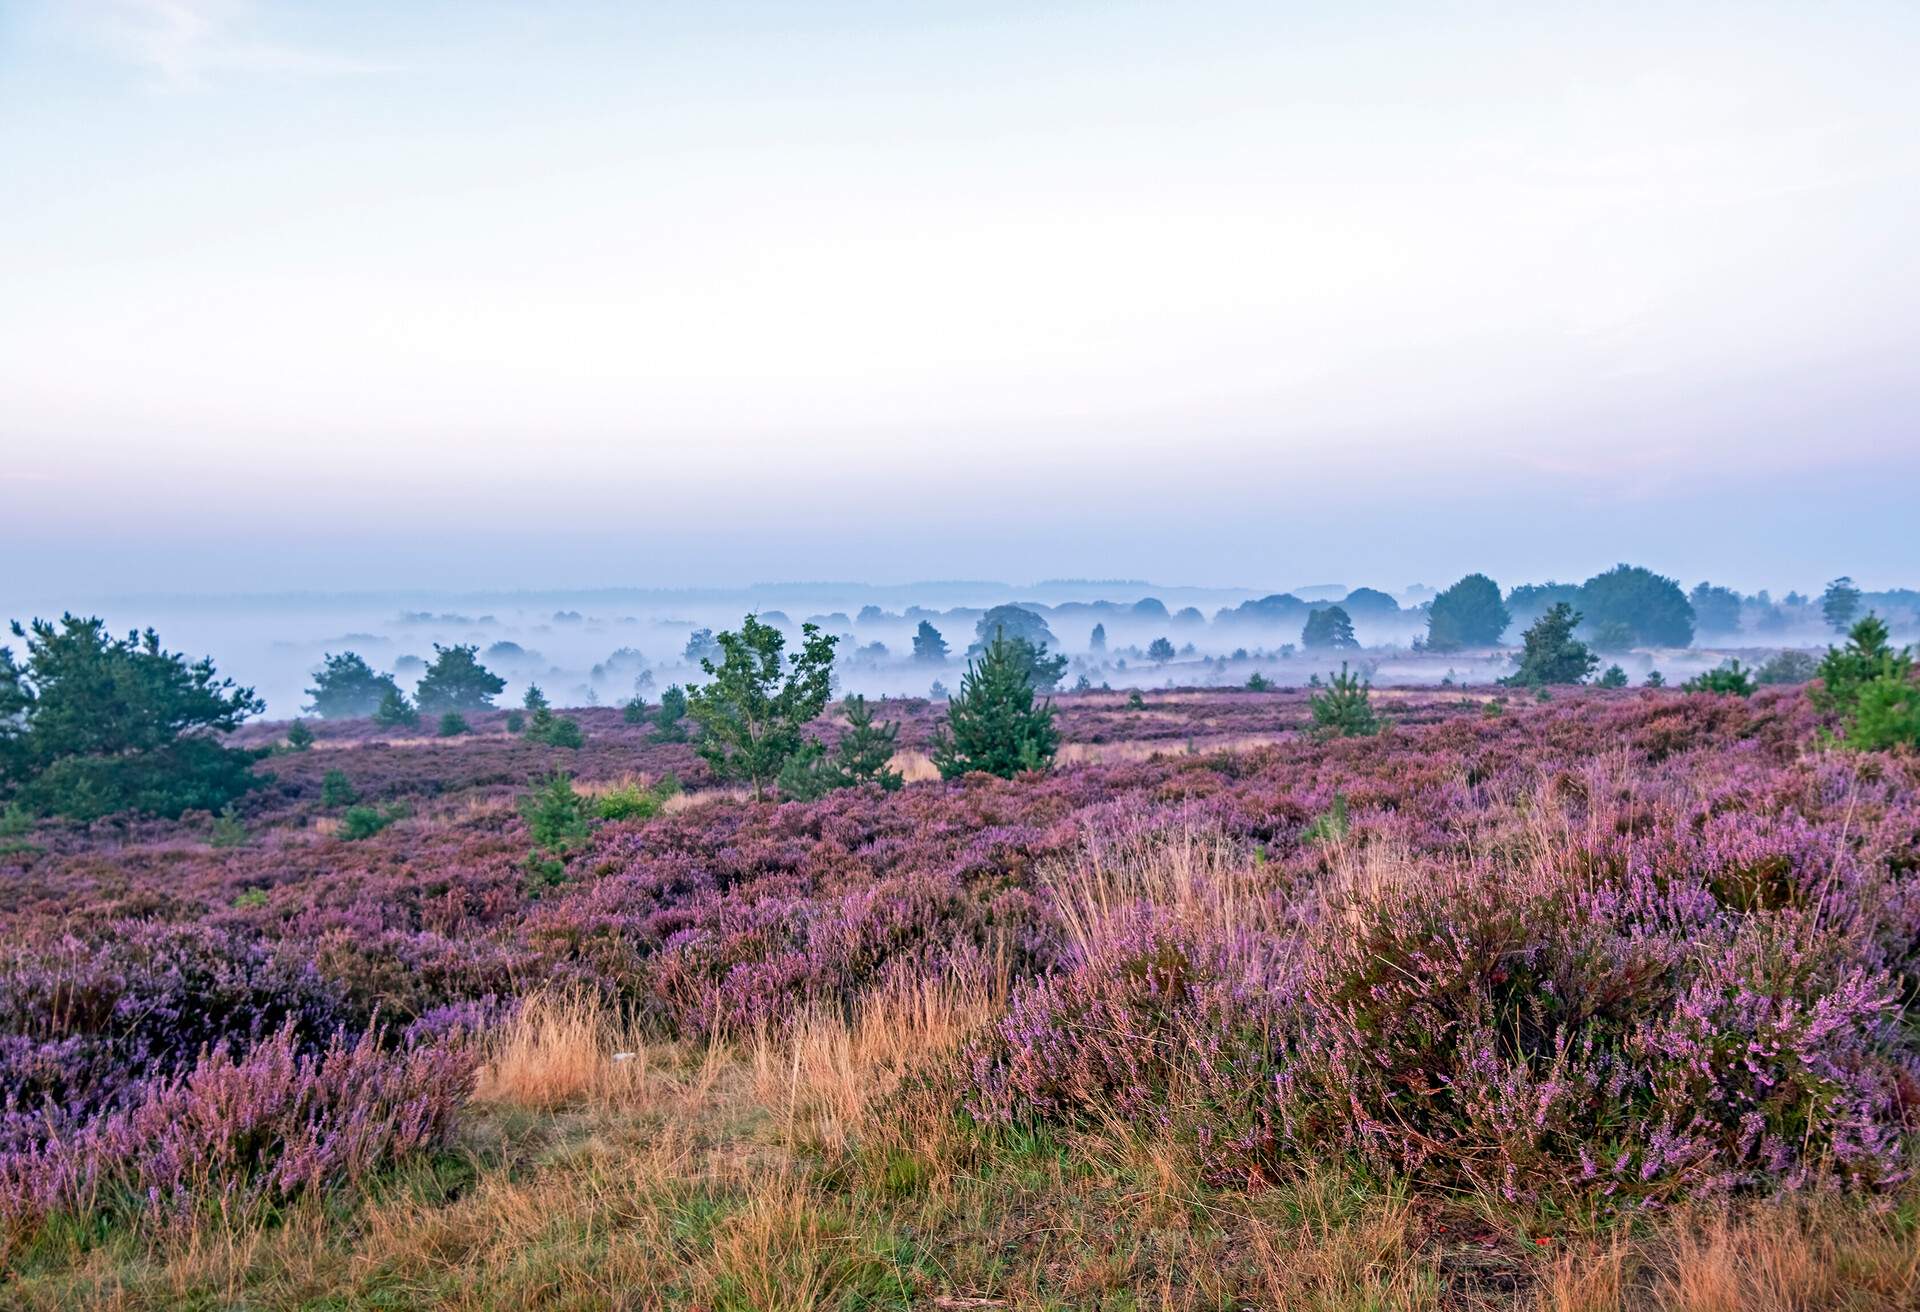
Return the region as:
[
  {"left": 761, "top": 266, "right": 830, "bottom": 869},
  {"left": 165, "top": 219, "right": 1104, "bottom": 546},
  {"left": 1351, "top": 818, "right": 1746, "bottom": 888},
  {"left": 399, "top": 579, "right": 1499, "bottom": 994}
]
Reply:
[{"left": 6, "top": 576, "right": 1913, "bottom": 720}]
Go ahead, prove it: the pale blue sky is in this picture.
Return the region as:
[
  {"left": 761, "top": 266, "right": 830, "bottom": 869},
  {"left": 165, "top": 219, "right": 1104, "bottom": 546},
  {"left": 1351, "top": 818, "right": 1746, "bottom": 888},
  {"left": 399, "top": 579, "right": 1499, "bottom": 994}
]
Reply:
[{"left": 3, "top": 1, "right": 1918, "bottom": 597}]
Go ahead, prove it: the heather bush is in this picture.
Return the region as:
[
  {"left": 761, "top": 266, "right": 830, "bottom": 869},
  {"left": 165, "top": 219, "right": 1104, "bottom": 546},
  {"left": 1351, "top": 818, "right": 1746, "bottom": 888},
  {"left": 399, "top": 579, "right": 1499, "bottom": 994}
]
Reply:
[{"left": 0, "top": 1023, "right": 472, "bottom": 1248}]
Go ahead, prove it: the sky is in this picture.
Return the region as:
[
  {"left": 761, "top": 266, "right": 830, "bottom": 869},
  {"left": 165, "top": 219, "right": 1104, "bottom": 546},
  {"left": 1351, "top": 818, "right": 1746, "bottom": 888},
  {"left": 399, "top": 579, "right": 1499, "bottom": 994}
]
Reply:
[{"left": 3, "top": 0, "right": 1918, "bottom": 603}]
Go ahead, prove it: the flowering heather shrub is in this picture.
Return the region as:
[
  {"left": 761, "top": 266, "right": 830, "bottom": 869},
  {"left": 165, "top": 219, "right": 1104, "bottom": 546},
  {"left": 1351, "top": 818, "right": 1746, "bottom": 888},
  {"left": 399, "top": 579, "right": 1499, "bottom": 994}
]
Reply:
[{"left": 0, "top": 1022, "right": 472, "bottom": 1247}]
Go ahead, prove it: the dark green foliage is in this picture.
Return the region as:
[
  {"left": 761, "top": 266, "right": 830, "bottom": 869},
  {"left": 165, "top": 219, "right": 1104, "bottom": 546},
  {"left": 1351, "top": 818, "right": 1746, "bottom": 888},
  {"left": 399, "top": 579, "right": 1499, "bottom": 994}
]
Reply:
[
  {"left": 1577, "top": 564, "right": 1694, "bottom": 648},
  {"left": 1689, "top": 583, "right": 1743, "bottom": 636},
  {"left": 1339, "top": 588, "right": 1400, "bottom": 617},
  {"left": 930, "top": 632, "right": 1059, "bottom": 779},
  {"left": 1301, "top": 606, "right": 1358, "bottom": 650},
  {"left": 1245, "top": 671, "right": 1272, "bottom": 692},
  {"left": 1755, "top": 650, "right": 1818, "bottom": 685},
  {"left": 340, "top": 803, "right": 406, "bottom": 841},
  {"left": 1812, "top": 615, "right": 1907, "bottom": 718},
  {"left": 969, "top": 608, "right": 1068, "bottom": 691},
  {"left": 505, "top": 710, "right": 525, "bottom": 734},
  {"left": 1504, "top": 582, "right": 1580, "bottom": 628},
  {"left": 779, "top": 695, "right": 903, "bottom": 799},
  {"left": 685, "top": 616, "right": 838, "bottom": 801},
  {"left": 374, "top": 687, "right": 418, "bottom": 728},
  {"left": 0, "top": 802, "right": 29, "bottom": 838},
  {"left": 1503, "top": 604, "right": 1599, "bottom": 687},
  {"left": 414, "top": 644, "right": 506, "bottom": 714},
  {"left": 1089, "top": 623, "right": 1106, "bottom": 652},
  {"left": 1426, "top": 574, "right": 1510, "bottom": 651},
  {"left": 522, "top": 684, "right": 549, "bottom": 712},
  {"left": 519, "top": 772, "right": 591, "bottom": 854},
  {"left": 622, "top": 698, "right": 648, "bottom": 724},
  {"left": 1596, "top": 665, "right": 1629, "bottom": 688},
  {"left": 650, "top": 684, "right": 689, "bottom": 742},
  {"left": 522, "top": 707, "right": 585, "bottom": 748},
  {"left": 436, "top": 712, "right": 470, "bottom": 737},
  {"left": 284, "top": 720, "right": 314, "bottom": 751},
  {"left": 320, "top": 769, "right": 358, "bottom": 809},
  {"left": 1146, "top": 636, "right": 1176, "bottom": 663},
  {"left": 1682, "top": 660, "right": 1756, "bottom": 697},
  {"left": 912, "top": 621, "right": 948, "bottom": 663},
  {"left": 1644, "top": 670, "right": 1666, "bottom": 688},
  {"left": 1127, "top": 689, "right": 1146, "bottom": 710},
  {"left": 1308, "top": 662, "right": 1377, "bottom": 738},
  {"left": 303, "top": 652, "right": 402, "bottom": 720},
  {"left": 1821, "top": 577, "right": 1862, "bottom": 634},
  {"left": 0, "top": 615, "right": 265, "bottom": 820},
  {"left": 1588, "top": 620, "right": 1635, "bottom": 653},
  {"left": 1814, "top": 615, "right": 1918, "bottom": 751}
]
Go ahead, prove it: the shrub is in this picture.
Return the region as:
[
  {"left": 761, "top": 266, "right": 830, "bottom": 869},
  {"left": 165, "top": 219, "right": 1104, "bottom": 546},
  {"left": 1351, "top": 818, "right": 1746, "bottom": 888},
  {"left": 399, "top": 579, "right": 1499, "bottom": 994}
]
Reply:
[
  {"left": 1847, "top": 675, "right": 1920, "bottom": 751},
  {"left": 340, "top": 803, "right": 405, "bottom": 841},
  {"left": 519, "top": 773, "right": 592, "bottom": 855},
  {"left": 1683, "top": 660, "right": 1756, "bottom": 697},
  {"left": 319, "top": 769, "right": 358, "bottom": 808},
  {"left": 1308, "top": 663, "right": 1377, "bottom": 738},
  {"left": 505, "top": 710, "right": 525, "bottom": 733},
  {"left": 930, "top": 631, "right": 1059, "bottom": 779},
  {"left": 284, "top": 720, "right": 314, "bottom": 751},
  {"left": 650, "top": 684, "right": 689, "bottom": 742},
  {"left": 593, "top": 779, "right": 671, "bottom": 823},
  {"left": 437, "top": 712, "right": 470, "bottom": 737},
  {"left": 1596, "top": 664, "right": 1629, "bottom": 688},
  {"left": 1503, "top": 604, "right": 1599, "bottom": 687},
  {"left": 1126, "top": 689, "right": 1146, "bottom": 710},
  {"left": 1644, "top": 670, "right": 1665, "bottom": 687},
  {"left": 0, "top": 1024, "right": 471, "bottom": 1242},
  {"left": 208, "top": 805, "right": 247, "bottom": 849},
  {"left": 374, "top": 686, "right": 418, "bottom": 728},
  {"left": 780, "top": 695, "right": 904, "bottom": 800},
  {"left": 1245, "top": 671, "right": 1272, "bottom": 692},
  {"left": 0, "top": 615, "right": 265, "bottom": 821},
  {"left": 622, "top": 698, "right": 648, "bottom": 724},
  {"left": 522, "top": 707, "right": 584, "bottom": 748}
]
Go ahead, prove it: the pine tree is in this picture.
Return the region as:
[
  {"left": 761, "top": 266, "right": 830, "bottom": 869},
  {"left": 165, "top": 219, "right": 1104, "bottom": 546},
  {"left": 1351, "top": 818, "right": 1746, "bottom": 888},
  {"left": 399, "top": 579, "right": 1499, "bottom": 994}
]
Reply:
[
  {"left": 912, "top": 621, "right": 949, "bottom": 663},
  {"left": 1503, "top": 604, "right": 1599, "bottom": 687},
  {"left": 1308, "top": 662, "right": 1378, "bottom": 738},
  {"left": 929, "top": 632, "right": 1059, "bottom": 779},
  {"left": 415, "top": 644, "right": 506, "bottom": 713}
]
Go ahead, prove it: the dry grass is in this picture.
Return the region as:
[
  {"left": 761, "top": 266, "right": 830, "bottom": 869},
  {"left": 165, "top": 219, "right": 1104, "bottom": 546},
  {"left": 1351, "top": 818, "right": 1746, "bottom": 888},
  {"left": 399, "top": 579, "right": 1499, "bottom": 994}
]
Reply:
[
  {"left": 473, "top": 988, "right": 656, "bottom": 1110},
  {"left": 1042, "top": 820, "right": 1275, "bottom": 957}
]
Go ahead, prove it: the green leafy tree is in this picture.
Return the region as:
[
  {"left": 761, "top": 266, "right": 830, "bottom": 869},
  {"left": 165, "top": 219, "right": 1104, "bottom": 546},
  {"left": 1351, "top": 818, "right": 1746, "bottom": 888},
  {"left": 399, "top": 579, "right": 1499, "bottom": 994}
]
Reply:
[
  {"left": 930, "top": 632, "right": 1059, "bottom": 779},
  {"left": 1682, "top": 660, "right": 1756, "bottom": 697},
  {"left": 1688, "top": 583, "right": 1744, "bottom": 636},
  {"left": 685, "top": 616, "right": 838, "bottom": 801},
  {"left": 304, "top": 652, "right": 402, "bottom": 720},
  {"left": 1821, "top": 577, "right": 1863, "bottom": 634},
  {"left": 682, "top": 628, "right": 721, "bottom": 666},
  {"left": 912, "top": 621, "right": 949, "bottom": 663},
  {"left": 414, "top": 644, "right": 506, "bottom": 714},
  {"left": 0, "top": 615, "right": 265, "bottom": 820},
  {"left": 1596, "top": 665, "right": 1628, "bottom": 689},
  {"left": 1426, "top": 574, "right": 1510, "bottom": 651},
  {"left": 1146, "top": 636, "right": 1177, "bottom": 663},
  {"left": 970, "top": 607, "right": 1067, "bottom": 691},
  {"left": 1577, "top": 564, "right": 1694, "bottom": 648},
  {"left": 374, "top": 686, "right": 418, "bottom": 727},
  {"left": 1308, "top": 663, "right": 1378, "bottom": 738},
  {"left": 1503, "top": 604, "right": 1599, "bottom": 687},
  {"left": 651, "top": 684, "right": 689, "bottom": 743},
  {"left": 1301, "top": 606, "right": 1358, "bottom": 650}
]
